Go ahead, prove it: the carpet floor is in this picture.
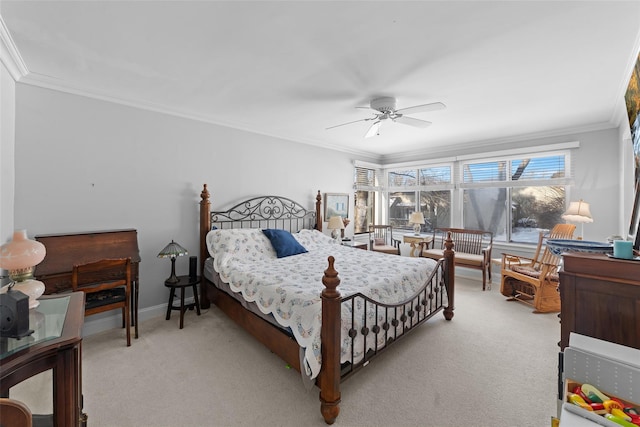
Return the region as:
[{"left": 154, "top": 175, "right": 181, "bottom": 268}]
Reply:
[{"left": 10, "top": 276, "right": 560, "bottom": 426}]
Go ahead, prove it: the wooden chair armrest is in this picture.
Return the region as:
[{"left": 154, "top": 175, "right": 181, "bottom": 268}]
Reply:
[
  {"left": 500, "top": 253, "right": 535, "bottom": 268},
  {"left": 537, "top": 262, "right": 560, "bottom": 278},
  {"left": 482, "top": 247, "right": 492, "bottom": 263}
]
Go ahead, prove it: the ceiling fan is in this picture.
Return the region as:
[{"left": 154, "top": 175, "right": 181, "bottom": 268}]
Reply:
[{"left": 327, "top": 96, "right": 446, "bottom": 138}]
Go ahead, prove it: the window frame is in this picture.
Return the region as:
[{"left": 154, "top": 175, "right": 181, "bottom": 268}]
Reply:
[{"left": 355, "top": 143, "right": 576, "bottom": 244}]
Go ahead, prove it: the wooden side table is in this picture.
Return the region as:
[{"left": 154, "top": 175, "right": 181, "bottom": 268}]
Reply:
[
  {"left": 165, "top": 275, "right": 201, "bottom": 329},
  {"left": 403, "top": 234, "right": 434, "bottom": 257}
]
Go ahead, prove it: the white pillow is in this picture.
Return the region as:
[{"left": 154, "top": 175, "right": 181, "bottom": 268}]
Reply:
[
  {"left": 294, "top": 229, "right": 337, "bottom": 249},
  {"left": 206, "top": 228, "right": 276, "bottom": 261}
]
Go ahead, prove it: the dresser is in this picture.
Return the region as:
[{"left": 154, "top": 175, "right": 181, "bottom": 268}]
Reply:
[
  {"left": 34, "top": 229, "right": 141, "bottom": 338},
  {"left": 558, "top": 252, "right": 640, "bottom": 351}
]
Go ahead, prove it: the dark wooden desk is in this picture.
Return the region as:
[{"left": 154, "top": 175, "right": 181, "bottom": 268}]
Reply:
[
  {"left": 1, "top": 292, "right": 85, "bottom": 426},
  {"left": 34, "top": 229, "right": 141, "bottom": 338},
  {"left": 559, "top": 252, "right": 640, "bottom": 350}
]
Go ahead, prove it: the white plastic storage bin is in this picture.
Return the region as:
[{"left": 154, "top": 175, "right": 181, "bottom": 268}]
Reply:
[{"left": 560, "top": 333, "right": 640, "bottom": 426}]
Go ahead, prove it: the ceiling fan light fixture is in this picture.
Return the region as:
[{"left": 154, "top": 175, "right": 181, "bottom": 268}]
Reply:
[{"left": 326, "top": 96, "right": 445, "bottom": 138}]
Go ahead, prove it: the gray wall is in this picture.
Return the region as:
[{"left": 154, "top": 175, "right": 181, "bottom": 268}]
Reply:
[
  {"left": 4, "top": 82, "right": 634, "bottom": 333},
  {"left": 11, "top": 85, "right": 358, "bottom": 331},
  {"left": 1, "top": 60, "right": 15, "bottom": 243}
]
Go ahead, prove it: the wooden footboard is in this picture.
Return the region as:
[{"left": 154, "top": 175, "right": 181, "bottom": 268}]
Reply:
[{"left": 197, "top": 184, "right": 455, "bottom": 424}]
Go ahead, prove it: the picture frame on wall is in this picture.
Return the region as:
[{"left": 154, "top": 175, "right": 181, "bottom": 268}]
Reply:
[
  {"left": 324, "top": 193, "right": 349, "bottom": 219},
  {"left": 624, "top": 51, "right": 640, "bottom": 248}
]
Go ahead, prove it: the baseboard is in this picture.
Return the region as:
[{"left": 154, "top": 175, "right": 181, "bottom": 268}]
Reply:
[{"left": 82, "top": 297, "right": 195, "bottom": 337}]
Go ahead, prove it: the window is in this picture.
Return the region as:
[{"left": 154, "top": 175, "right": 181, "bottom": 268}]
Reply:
[
  {"left": 388, "top": 165, "right": 453, "bottom": 233},
  {"left": 461, "top": 154, "right": 569, "bottom": 243},
  {"left": 353, "top": 166, "right": 378, "bottom": 234},
  {"left": 355, "top": 148, "right": 573, "bottom": 245}
]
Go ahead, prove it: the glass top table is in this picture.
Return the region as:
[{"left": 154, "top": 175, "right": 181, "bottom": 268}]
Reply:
[{"left": 0, "top": 295, "right": 70, "bottom": 359}]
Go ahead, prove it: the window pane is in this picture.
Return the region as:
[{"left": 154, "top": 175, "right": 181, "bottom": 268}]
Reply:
[
  {"left": 463, "top": 188, "right": 507, "bottom": 241},
  {"left": 419, "top": 166, "right": 451, "bottom": 185},
  {"left": 389, "top": 170, "right": 417, "bottom": 187},
  {"left": 511, "top": 185, "right": 566, "bottom": 243},
  {"left": 389, "top": 191, "right": 416, "bottom": 229},
  {"left": 355, "top": 167, "right": 377, "bottom": 187},
  {"left": 463, "top": 161, "right": 507, "bottom": 183},
  {"left": 419, "top": 190, "right": 451, "bottom": 232},
  {"left": 511, "top": 156, "right": 565, "bottom": 181},
  {"left": 354, "top": 190, "right": 374, "bottom": 234}
]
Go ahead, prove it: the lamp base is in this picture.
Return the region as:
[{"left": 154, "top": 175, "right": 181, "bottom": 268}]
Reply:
[
  {"left": 165, "top": 258, "right": 180, "bottom": 283},
  {"left": 413, "top": 224, "right": 421, "bottom": 235},
  {"left": 165, "top": 275, "right": 180, "bottom": 284}
]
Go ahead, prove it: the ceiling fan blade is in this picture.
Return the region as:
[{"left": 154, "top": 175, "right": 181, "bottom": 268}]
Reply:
[
  {"left": 394, "top": 116, "right": 432, "bottom": 128},
  {"left": 364, "top": 121, "right": 381, "bottom": 138},
  {"left": 395, "top": 102, "right": 446, "bottom": 115},
  {"left": 326, "top": 118, "right": 370, "bottom": 130}
]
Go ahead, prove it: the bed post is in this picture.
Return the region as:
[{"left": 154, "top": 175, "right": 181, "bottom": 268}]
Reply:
[
  {"left": 316, "top": 190, "right": 323, "bottom": 231},
  {"left": 443, "top": 231, "right": 455, "bottom": 320},
  {"left": 319, "top": 256, "right": 340, "bottom": 424},
  {"left": 199, "top": 184, "right": 211, "bottom": 309}
]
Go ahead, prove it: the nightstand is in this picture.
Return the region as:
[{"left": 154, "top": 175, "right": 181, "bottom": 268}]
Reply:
[
  {"left": 403, "top": 234, "right": 433, "bottom": 257},
  {"left": 341, "top": 240, "right": 368, "bottom": 250},
  {"left": 164, "top": 275, "right": 201, "bottom": 329}
]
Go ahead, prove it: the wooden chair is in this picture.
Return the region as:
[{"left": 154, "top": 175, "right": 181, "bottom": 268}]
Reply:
[
  {"left": 72, "top": 257, "right": 132, "bottom": 346},
  {"left": 368, "top": 225, "right": 401, "bottom": 255},
  {"left": 420, "top": 228, "right": 493, "bottom": 290},
  {"left": 500, "top": 223, "right": 575, "bottom": 313},
  {"left": 0, "top": 398, "right": 33, "bottom": 427}
]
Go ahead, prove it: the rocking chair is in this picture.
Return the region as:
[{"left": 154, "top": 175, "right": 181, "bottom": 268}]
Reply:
[{"left": 500, "top": 223, "right": 575, "bottom": 313}]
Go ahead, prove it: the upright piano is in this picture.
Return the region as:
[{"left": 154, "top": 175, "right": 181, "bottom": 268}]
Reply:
[{"left": 34, "top": 229, "right": 141, "bottom": 338}]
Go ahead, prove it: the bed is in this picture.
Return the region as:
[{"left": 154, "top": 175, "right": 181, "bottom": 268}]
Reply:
[{"left": 197, "top": 184, "right": 455, "bottom": 424}]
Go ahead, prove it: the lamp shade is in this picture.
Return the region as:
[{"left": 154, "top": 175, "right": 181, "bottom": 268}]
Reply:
[
  {"left": 562, "top": 200, "right": 593, "bottom": 223},
  {"left": 409, "top": 212, "right": 426, "bottom": 225},
  {"left": 157, "top": 240, "right": 188, "bottom": 258},
  {"left": 0, "top": 230, "right": 46, "bottom": 271},
  {"left": 327, "top": 216, "right": 345, "bottom": 230},
  {"left": 158, "top": 240, "right": 188, "bottom": 284}
]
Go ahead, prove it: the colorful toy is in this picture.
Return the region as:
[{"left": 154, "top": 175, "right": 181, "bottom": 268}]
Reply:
[{"left": 568, "top": 384, "right": 640, "bottom": 426}]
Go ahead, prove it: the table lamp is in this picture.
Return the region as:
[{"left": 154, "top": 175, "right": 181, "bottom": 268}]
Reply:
[
  {"left": 158, "top": 240, "right": 188, "bottom": 284},
  {"left": 327, "top": 216, "right": 345, "bottom": 241},
  {"left": 562, "top": 199, "right": 593, "bottom": 240},
  {"left": 409, "top": 212, "right": 426, "bottom": 235},
  {"left": 0, "top": 229, "right": 47, "bottom": 309}
]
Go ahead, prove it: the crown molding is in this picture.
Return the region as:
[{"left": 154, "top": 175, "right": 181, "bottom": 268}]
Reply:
[
  {"left": 14, "top": 67, "right": 618, "bottom": 166},
  {"left": 0, "top": 14, "right": 28, "bottom": 80},
  {"left": 18, "top": 71, "right": 381, "bottom": 160},
  {"left": 0, "top": 17, "right": 379, "bottom": 162},
  {"left": 380, "top": 121, "right": 618, "bottom": 165}
]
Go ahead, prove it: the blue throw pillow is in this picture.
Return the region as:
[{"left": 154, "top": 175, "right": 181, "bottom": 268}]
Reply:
[{"left": 262, "top": 229, "right": 308, "bottom": 258}]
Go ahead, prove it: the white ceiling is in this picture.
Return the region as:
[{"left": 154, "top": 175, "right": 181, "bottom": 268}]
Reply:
[{"left": 2, "top": 1, "right": 640, "bottom": 161}]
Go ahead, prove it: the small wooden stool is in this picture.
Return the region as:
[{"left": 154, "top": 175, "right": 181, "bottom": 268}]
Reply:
[{"left": 164, "top": 275, "right": 201, "bottom": 329}]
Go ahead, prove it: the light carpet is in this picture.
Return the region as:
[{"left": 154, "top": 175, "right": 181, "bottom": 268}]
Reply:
[{"left": 11, "top": 276, "right": 560, "bottom": 426}]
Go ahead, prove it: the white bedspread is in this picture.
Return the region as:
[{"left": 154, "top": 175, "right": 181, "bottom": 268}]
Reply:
[{"left": 206, "top": 228, "right": 440, "bottom": 379}]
